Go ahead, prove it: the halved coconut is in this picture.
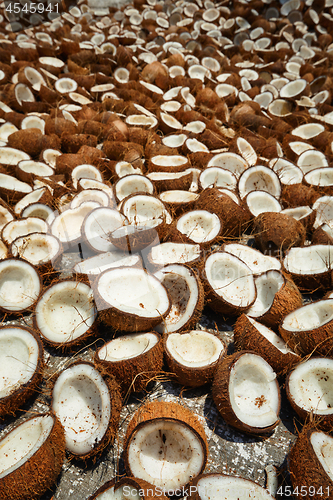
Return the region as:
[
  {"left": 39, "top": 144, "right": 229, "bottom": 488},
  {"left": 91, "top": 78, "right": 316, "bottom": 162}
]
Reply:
[
  {"left": 22, "top": 203, "right": 54, "bottom": 221},
  {"left": 174, "top": 210, "right": 222, "bottom": 247},
  {"left": 207, "top": 152, "right": 248, "bottom": 178},
  {"left": 223, "top": 243, "right": 281, "bottom": 275},
  {"left": 2, "top": 217, "right": 48, "bottom": 246},
  {"left": 289, "top": 427, "right": 333, "bottom": 498},
  {"left": 16, "top": 160, "right": 54, "bottom": 184},
  {"left": 72, "top": 165, "right": 103, "bottom": 190},
  {"left": 238, "top": 165, "right": 281, "bottom": 199},
  {"left": 34, "top": 280, "right": 97, "bottom": 348},
  {"left": 271, "top": 157, "right": 303, "bottom": 185},
  {"left": 313, "top": 196, "right": 333, "bottom": 230},
  {"left": 147, "top": 242, "right": 201, "bottom": 271},
  {"left": 114, "top": 174, "right": 154, "bottom": 202},
  {"left": 14, "top": 187, "right": 52, "bottom": 216},
  {"left": 244, "top": 190, "right": 282, "bottom": 217},
  {"left": 71, "top": 189, "right": 110, "bottom": 209},
  {"left": 283, "top": 245, "right": 333, "bottom": 291},
  {"left": 95, "top": 267, "right": 171, "bottom": 332},
  {"left": 148, "top": 154, "right": 189, "bottom": 173},
  {"left": 164, "top": 330, "right": 225, "bottom": 387},
  {"left": 279, "top": 299, "right": 333, "bottom": 357},
  {"left": 154, "top": 264, "right": 204, "bottom": 334},
  {"left": 246, "top": 270, "right": 302, "bottom": 329},
  {"left": 297, "top": 149, "right": 328, "bottom": 175},
  {"left": 51, "top": 202, "right": 100, "bottom": 247},
  {"left": 286, "top": 357, "right": 333, "bottom": 428},
  {"left": 187, "top": 473, "right": 276, "bottom": 500},
  {"left": 0, "top": 203, "right": 14, "bottom": 232},
  {"left": 253, "top": 212, "right": 306, "bottom": 254},
  {"left": 234, "top": 315, "right": 300, "bottom": 376},
  {"left": 52, "top": 362, "right": 121, "bottom": 458},
  {"left": 0, "top": 172, "right": 32, "bottom": 202},
  {"left": 212, "top": 351, "right": 280, "bottom": 435},
  {"left": 0, "top": 258, "right": 41, "bottom": 313},
  {"left": 0, "top": 326, "right": 44, "bottom": 418},
  {"left": 199, "top": 167, "right": 237, "bottom": 191},
  {"left": 120, "top": 193, "right": 172, "bottom": 229},
  {"left": 109, "top": 223, "right": 160, "bottom": 253},
  {"left": 73, "top": 250, "right": 141, "bottom": 278},
  {"left": 10, "top": 233, "right": 62, "bottom": 274},
  {"left": 124, "top": 401, "right": 208, "bottom": 491},
  {"left": 0, "top": 413, "right": 65, "bottom": 500},
  {"left": 83, "top": 207, "right": 128, "bottom": 253},
  {"left": 204, "top": 252, "right": 256, "bottom": 316},
  {"left": 95, "top": 331, "right": 163, "bottom": 394}
]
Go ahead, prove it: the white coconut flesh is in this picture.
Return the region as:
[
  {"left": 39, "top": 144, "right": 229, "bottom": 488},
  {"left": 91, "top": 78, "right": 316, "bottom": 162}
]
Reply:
[
  {"left": 0, "top": 260, "right": 40, "bottom": 311},
  {"left": 52, "top": 364, "right": 111, "bottom": 455},
  {"left": 207, "top": 152, "right": 247, "bottom": 177},
  {"left": 150, "top": 155, "right": 188, "bottom": 170},
  {"left": 297, "top": 150, "right": 328, "bottom": 174},
  {"left": 0, "top": 173, "right": 32, "bottom": 194},
  {"left": 83, "top": 208, "right": 128, "bottom": 253},
  {"left": 115, "top": 175, "right": 154, "bottom": 202},
  {"left": 162, "top": 134, "right": 187, "bottom": 148},
  {"left": 176, "top": 210, "right": 221, "bottom": 244},
  {"left": 284, "top": 246, "right": 333, "bottom": 275},
  {"left": 122, "top": 195, "right": 172, "bottom": 226},
  {"left": 71, "top": 189, "right": 110, "bottom": 209},
  {"left": 147, "top": 168, "right": 193, "bottom": 183},
  {"left": 238, "top": 166, "right": 281, "bottom": 199},
  {"left": 17, "top": 160, "right": 54, "bottom": 178},
  {"left": 149, "top": 242, "right": 201, "bottom": 266},
  {"left": 223, "top": 244, "right": 281, "bottom": 274},
  {"left": 74, "top": 251, "right": 141, "bottom": 276},
  {"left": 0, "top": 122, "right": 18, "bottom": 143},
  {"left": 288, "top": 141, "right": 314, "bottom": 156},
  {"left": 22, "top": 203, "right": 53, "bottom": 220},
  {"left": 166, "top": 331, "right": 224, "bottom": 368},
  {"left": 247, "top": 271, "right": 285, "bottom": 317},
  {"left": 115, "top": 161, "right": 143, "bottom": 178},
  {"left": 271, "top": 158, "right": 303, "bottom": 185},
  {"left": 288, "top": 358, "right": 333, "bottom": 414},
  {"left": 14, "top": 187, "right": 50, "bottom": 215},
  {"left": 281, "top": 299, "right": 333, "bottom": 332},
  {"left": 280, "top": 79, "right": 309, "bottom": 99},
  {"left": 126, "top": 115, "right": 158, "bottom": 128},
  {"left": 281, "top": 206, "right": 313, "bottom": 221},
  {"left": 97, "top": 267, "right": 170, "bottom": 318},
  {"left": 159, "top": 191, "right": 198, "bottom": 204},
  {"left": 246, "top": 316, "right": 295, "bottom": 354},
  {"left": 98, "top": 332, "right": 159, "bottom": 362},
  {"left": 41, "top": 149, "right": 61, "bottom": 168},
  {"left": 2, "top": 217, "right": 48, "bottom": 246},
  {"left": 21, "top": 115, "right": 45, "bottom": 133},
  {"left": 0, "top": 205, "right": 13, "bottom": 231},
  {"left": 199, "top": 168, "right": 237, "bottom": 191},
  {"left": 72, "top": 165, "right": 103, "bottom": 190},
  {"left": 15, "top": 84, "right": 35, "bottom": 105},
  {"left": 205, "top": 253, "right": 256, "bottom": 307},
  {"left": 246, "top": 190, "right": 282, "bottom": 216},
  {"left": 311, "top": 432, "right": 333, "bottom": 482},
  {"left": 305, "top": 168, "right": 333, "bottom": 188},
  {"left": 51, "top": 202, "right": 100, "bottom": 244},
  {"left": 195, "top": 475, "right": 275, "bottom": 500},
  {"left": 292, "top": 123, "right": 325, "bottom": 140},
  {"left": 0, "top": 241, "right": 7, "bottom": 260},
  {"left": 127, "top": 420, "right": 205, "bottom": 490},
  {"left": 229, "top": 353, "right": 280, "bottom": 428},
  {"left": 313, "top": 197, "right": 333, "bottom": 229},
  {"left": 0, "top": 327, "right": 40, "bottom": 398},
  {"left": 35, "top": 281, "right": 96, "bottom": 344},
  {"left": 154, "top": 264, "right": 199, "bottom": 333},
  {"left": 11, "top": 233, "right": 60, "bottom": 265},
  {"left": 0, "top": 414, "right": 54, "bottom": 479}
]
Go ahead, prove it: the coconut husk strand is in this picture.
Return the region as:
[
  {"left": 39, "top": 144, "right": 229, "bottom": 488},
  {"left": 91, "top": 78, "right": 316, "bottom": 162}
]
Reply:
[
  {"left": 253, "top": 212, "right": 306, "bottom": 255},
  {"left": 289, "top": 426, "right": 333, "bottom": 500},
  {"left": 212, "top": 351, "right": 281, "bottom": 435},
  {"left": 234, "top": 315, "right": 300, "bottom": 376},
  {"left": 95, "top": 332, "right": 164, "bottom": 395},
  {"left": 0, "top": 413, "right": 65, "bottom": 500}
]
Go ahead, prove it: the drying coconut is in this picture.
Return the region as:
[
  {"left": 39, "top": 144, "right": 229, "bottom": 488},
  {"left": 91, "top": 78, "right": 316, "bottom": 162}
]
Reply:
[
  {"left": 95, "top": 331, "right": 163, "bottom": 394},
  {"left": 0, "top": 203, "right": 14, "bottom": 232},
  {"left": 187, "top": 473, "right": 276, "bottom": 500},
  {"left": 51, "top": 361, "right": 122, "bottom": 459},
  {"left": 114, "top": 174, "right": 154, "bottom": 202},
  {"left": 199, "top": 167, "right": 237, "bottom": 191},
  {"left": 238, "top": 165, "right": 281, "bottom": 200},
  {"left": 0, "top": 413, "right": 65, "bottom": 500},
  {"left": 289, "top": 427, "right": 333, "bottom": 500},
  {"left": 286, "top": 357, "right": 333, "bottom": 430},
  {"left": 312, "top": 224, "right": 333, "bottom": 245},
  {"left": 147, "top": 242, "right": 202, "bottom": 271},
  {"left": 223, "top": 243, "right": 281, "bottom": 275},
  {"left": 124, "top": 401, "right": 208, "bottom": 491},
  {"left": 51, "top": 202, "right": 100, "bottom": 248},
  {"left": 120, "top": 194, "right": 172, "bottom": 235},
  {"left": 244, "top": 190, "right": 282, "bottom": 218},
  {"left": 71, "top": 189, "right": 110, "bottom": 210},
  {"left": 147, "top": 154, "right": 189, "bottom": 173},
  {"left": 154, "top": 264, "right": 204, "bottom": 334},
  {"left": 147, "top": 169, "right": 194, "bottom": 192},
  {"left": 16, "top": 160, "right": 54, "bottom": 184},
  {"left": 2, "top": 217, "right": 48, "bottom": 246},
  {"left": 281, "top": 206, "right": 315, "bottom": 234},
  {"left": 279, "top": 299, "right": 333, "bottom": 357},
  {"left": 74, "top": 250, "right": 142, "bottom": 279},
  {"left": 253, "top": 212, "right": 306, "bottom": 255},
  {"left": 0, "top": 172, "right": 32, "bottom": 203},
  {"left": 164, "top": 330, "right": 225, "bottom": 387},
  {"left": 34, "top": 280, "right": 97, "bottom": 349},
  {"left": 212, "top": 351, "right": 281, "bottom": 435},
  {"left": 234, "top": 315, "right": 300, "bottom": 376},
  {"left": 159, "top": 191, "right": 199, "bottom": 216},
  {"left": 109, "top": 222, "right": 160, "bottom": 253},
  {"left": 22, "top": 203, "right": 54, "bottom": 220},
  {"left": 207, "top": 152, "right": 248, "bottom": 178},
  {"left": 203, "top": 251, "right": 256, "bottom": 316},
  {"left": 172, "top": 210, "right": 222, "bottom": 247},
  {"left": 246, "top": 270, "right": 302, "bottom": 329},
  {"left": 0, "top": 258, "right": 41, "bottom": 313},
  {"left": 0, "top": 326, "right": 44, "bottom": 419},
  {"left": 83, "top": 207, "right": 128, "bottom": 254},
  {"left": 10, "top": 232, "right": 62, "bottom": 276},
  {"left": 14, "top": 186, "right": 52, "bottom": 216},
  {"left": 95, "top": 267, "right": 171, "bottom": 332},
  {"left": 283, "top": 245, "right": 333, "bottom": 291}
]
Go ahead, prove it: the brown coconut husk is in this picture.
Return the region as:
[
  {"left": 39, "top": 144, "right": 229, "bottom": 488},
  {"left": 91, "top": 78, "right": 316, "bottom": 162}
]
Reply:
[
  {"left": 61, "top": 134, "right": 98, "bottom": 154},
  {"left": 7, "top": 128, "right": 44, "bottom": 158},
  {"left": 212, "top": 351, "right": 281, "bottom": 435},
  {"left": 234, "top": 315, "right": 300, "bottom": 377},
  {"left": 253, "top": 212, "right": 306, "bottom": 254}
]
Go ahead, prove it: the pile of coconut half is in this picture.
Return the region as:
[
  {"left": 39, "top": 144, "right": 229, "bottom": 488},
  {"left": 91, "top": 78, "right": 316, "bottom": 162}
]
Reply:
[{"left": 3, "top": 0, "right": 333, "bottom": 497}]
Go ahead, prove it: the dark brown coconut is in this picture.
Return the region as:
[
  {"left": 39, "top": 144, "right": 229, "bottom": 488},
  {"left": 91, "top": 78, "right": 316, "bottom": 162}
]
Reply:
[
  {"left": 7, "top": 128, "right": 44, "bottom": 158},
  {"left": 253, "top": 212, "right": 306, "bottom": 255}
]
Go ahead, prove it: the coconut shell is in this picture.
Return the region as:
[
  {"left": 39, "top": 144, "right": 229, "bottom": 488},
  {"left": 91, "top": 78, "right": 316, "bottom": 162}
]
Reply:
[
  {"left": 289, "top": 426, "right": 333, "bottom": 500},
  {"left": 0, "top": 413, "right": 65, "bottom": 500},
  {"left": 253, "top": 212, "right": 306, "bottom": 254},
  {"left": 61, "top": 134, "right": 98, "bottom": 154},
  {"left": 281, "top": 183, "right": 320, "bottom": 208},
  {"left": 312, "top": 225, "right": 333, "bottom": 245},
  {"left": 7, "top": 128, "right": 43, "bottom": 158},
  {"left": 124, "top": 401, "right": 208, "bottom": 476},
  {"left": 95, "top": 332, "right": 164, "bottom": 395},
  {"left": 234, "top": 315, "right": 300, "bottom": 376}
]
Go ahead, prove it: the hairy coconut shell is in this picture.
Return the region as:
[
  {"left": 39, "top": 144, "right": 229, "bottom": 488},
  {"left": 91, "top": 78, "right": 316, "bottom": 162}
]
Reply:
[{"left": 253, "top": 212, "right": 306, "bottom": 254}]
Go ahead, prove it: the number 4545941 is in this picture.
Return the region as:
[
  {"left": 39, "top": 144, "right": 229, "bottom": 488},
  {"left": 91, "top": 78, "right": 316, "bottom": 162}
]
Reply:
[{"left": 276, "top": 486, "right": 330, "bottom": 496}]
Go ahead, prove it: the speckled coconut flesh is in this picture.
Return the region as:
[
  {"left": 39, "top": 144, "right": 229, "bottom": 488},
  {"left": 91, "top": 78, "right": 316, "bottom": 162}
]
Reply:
[
  {"left": 52, "top": 362, "right": 121, "bottom": 458},
  {"left": 124, "top": 402, "right": 207, "bottom": 491},
  {"left": 212, "top": 352, "right": 280, "bottom": 434},
  {"left": 147, "top": 242, "right": 201, "bottom": 270},
  {"left": 286, "top": 358, "right": 333, "bottom": 426},
  {"left": 164, "top": 330, "right": 225, "bottom": 387},
  {"left": 283, "top": 245, "right": 333, "bottom": 290},
  {"left": 96, "top": 267, "right": 170, "bottom": 332},
  {"left": 34, "top": 281, "right": 97, "bottom": 347},
  {"left": 0, "top": 259, "right": 41, "bottom": 312},
  {"left": 0, "top": 413, "right": 65, "bottom": 500},
  {"left": 176, "top": 210, "right": 221, "bottom": 245},
  {"left": 10, "top": 233, "right": 61, "bottom": 269},
  {"left": 223, "top": 243, "right": 281, "bottom": 274},
  {"left": 188, "top": 473, "right": 276, "bottom": 500}
]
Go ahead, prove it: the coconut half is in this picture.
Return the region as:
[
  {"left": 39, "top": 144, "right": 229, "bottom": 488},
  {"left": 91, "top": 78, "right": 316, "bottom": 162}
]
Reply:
[
  {"left": 52, "top": 362, "right": 121, "bottom": 458},
  {"left": 283, "top": 245, "right": 333, "bottom": 291},
  {"left": 0, "top": 258, "right": 41, "bottom": 313},
  {"left": 124, "top": 401, "right": 208, "bottom": 491},
  {"left": 147, "top": 242, "right": 201, "bottom": 271},
  {"left": 0, "top": 413, "right": 65, "bottom": 500},
  {"left": 212, "top": 351, "right": 280, "bottom": 434},
  {"left": 164, "top": 330, "right": 225, "bottom": 387},
  {"left": 10, "top": 232, "right": 62, "bottom": 273},
  {"left": 95, "top": 332, "right": 163, "bottom": 394}
]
